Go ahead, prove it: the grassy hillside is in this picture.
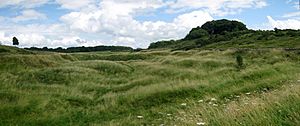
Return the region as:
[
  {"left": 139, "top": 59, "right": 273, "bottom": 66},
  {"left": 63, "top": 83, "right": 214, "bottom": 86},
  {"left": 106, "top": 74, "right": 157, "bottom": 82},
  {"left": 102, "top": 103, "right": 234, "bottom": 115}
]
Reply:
[
  {"left": 0, "top": 45, "right": 33, "bottom": 54},
  {"left": 148, "top": 20, "right": 300, "bottom": 50},
  {"left": 0, "top": 45, "right": 300, "bottom": 125}
]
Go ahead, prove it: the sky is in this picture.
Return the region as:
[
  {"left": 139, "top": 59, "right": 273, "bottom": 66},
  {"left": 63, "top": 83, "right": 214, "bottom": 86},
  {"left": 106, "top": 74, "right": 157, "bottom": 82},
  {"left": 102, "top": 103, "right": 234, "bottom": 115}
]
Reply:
[{"left": 0, "top": 0, "right": 299, "bottom": 48}]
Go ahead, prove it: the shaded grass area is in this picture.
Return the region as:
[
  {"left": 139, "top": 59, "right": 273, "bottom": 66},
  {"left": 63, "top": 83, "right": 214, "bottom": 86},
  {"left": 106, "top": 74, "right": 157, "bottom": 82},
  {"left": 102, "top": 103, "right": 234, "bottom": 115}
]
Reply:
[{"left": 0, "top": 46, "right": 300, "bottom": 125}]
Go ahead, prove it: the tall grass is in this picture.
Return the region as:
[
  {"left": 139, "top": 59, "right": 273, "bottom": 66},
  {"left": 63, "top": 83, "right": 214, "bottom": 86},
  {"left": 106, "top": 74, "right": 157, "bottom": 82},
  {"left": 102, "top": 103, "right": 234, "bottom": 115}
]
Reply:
[{"left": 0, "top": 47, "right": 299, "bottom": 125}]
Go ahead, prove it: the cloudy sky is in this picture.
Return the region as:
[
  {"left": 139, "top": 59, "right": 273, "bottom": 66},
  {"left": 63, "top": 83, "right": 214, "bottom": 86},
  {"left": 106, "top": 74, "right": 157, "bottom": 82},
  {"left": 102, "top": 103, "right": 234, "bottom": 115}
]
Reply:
[{"left": 0, "top": 0, "right": 299, "bottom": 48}]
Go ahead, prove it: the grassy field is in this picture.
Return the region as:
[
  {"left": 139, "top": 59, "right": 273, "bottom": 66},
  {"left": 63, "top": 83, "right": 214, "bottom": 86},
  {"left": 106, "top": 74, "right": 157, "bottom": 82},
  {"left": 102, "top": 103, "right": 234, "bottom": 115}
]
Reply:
[{"left": 0, "top": 45, "right": 300, "bottom": 125}]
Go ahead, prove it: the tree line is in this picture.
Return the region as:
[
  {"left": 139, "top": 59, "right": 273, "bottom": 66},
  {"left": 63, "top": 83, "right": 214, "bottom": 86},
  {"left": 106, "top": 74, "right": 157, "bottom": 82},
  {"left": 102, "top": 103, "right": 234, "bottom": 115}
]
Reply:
[{"left": 25, "top": 46, "right": 134, "bottom": 53}]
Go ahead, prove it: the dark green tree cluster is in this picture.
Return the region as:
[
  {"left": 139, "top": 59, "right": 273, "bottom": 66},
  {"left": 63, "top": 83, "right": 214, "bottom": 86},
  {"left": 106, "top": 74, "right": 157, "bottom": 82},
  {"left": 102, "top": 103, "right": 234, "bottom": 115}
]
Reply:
[
  {"left": 25, "top": 46, "right": 133, "bottom": 53},
  {"left": 201, "top": 19, "right": 248, "bottom": 35},
  {"left": 148, "top": 40, "right": 178, "bottom": 49},
  {"left": 184, "top": 26, "right": 209, "bottom": 40}
]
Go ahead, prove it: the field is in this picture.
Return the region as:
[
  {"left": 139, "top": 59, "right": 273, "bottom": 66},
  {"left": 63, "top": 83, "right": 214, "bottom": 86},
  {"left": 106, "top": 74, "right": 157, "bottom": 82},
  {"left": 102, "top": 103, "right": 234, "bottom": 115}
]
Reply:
[{"left": 0, "top": 45, "right": 300, "bottom": 125}]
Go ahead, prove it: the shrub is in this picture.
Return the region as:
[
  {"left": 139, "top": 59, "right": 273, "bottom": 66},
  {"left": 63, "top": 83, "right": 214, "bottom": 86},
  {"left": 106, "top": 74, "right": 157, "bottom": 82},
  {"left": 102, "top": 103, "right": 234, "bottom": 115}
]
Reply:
[
  {"left": 236, "top": 55, "right": 244, "bottom": 69},
  {"left": 184, "top": 27, "right": 209, "bottom": 40},
  {"left": 12, "top": 37, "right": 19, "bottom": 45}
]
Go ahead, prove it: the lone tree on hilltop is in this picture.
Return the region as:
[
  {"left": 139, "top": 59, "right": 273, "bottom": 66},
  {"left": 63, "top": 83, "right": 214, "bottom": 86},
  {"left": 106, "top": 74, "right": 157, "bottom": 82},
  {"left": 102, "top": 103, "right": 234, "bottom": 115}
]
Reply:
[{"left": 13, "top": 37, "right": 19, "bottom": 46}]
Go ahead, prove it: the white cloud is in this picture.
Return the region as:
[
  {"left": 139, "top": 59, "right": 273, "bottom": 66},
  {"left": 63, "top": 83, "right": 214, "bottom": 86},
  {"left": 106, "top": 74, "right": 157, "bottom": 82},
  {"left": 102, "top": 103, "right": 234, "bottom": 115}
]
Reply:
[
  {"left": 59, "top": 0, "right": 215, "bottom": 48},
  {"left": 0, "top": 31, "right": 104, "bottom": 48},
  {"left": 99, "top": 0, "right": 165, "bottom": 16},
  {"left": 174, "top": 11, "right": 213, "bottom": 28},
  {"left": 267, "top": 16, "right": 300, "bottom": 29},
  {"left": 0, "top": 0, "right": 269, "bottom": 48},
  {"left": 0, "top": 31, "right": 10, "bottom": 45},
  {"left": 55, "top": 0, "right": 96, "bottom": 10},
  {"left": 285, "top": 0, "right": 299, "bottom": 9},
  {"left": 13, "top": 9, "right": 47, "bottom": 22},
  {"left": 0, "top": 0, "right": 49, "bottom": 8},
  {"left": 0, "top": 31, "right": 48, "bottom": 47},
  {"left": 0, "top": 21, "right": 106, "bottom": 48},
  {"left": 283, "top": 11, "right": 300, "bottom": 18},
  {"left": 166, "top": 0, "right": 267, "bottom": 16},
  {"left": 61, "top": 7, "right": 213, "bottom": 48}
]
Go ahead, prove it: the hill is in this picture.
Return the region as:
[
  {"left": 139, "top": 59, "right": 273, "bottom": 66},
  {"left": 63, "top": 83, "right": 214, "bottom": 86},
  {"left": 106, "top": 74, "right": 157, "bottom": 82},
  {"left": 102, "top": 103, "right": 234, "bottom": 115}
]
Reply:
[
  {"left": 148, "top": 19, "right": 300, "bottom": 50},
  {"left": 0, "top": 45, "right": 33, "bottom": 54}
]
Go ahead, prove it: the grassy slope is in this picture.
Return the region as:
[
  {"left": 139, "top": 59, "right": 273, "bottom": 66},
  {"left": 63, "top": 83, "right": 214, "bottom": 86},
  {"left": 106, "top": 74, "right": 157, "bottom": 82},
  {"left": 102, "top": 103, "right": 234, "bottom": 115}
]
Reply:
[
  {"left": 150, "top": 32, "right": 300, "bottom": 50},
  {"left": 203, "top": 36, "right": 300, "bottom": 49},
  {"left": 0, "top": 45, "right": 300, "bottom": 126}
]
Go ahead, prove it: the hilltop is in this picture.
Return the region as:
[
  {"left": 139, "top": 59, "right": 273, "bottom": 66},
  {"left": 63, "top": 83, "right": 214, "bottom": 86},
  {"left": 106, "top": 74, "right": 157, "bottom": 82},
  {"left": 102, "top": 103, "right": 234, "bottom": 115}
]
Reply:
[{"left": 149, "top": 19, "right": 300, "bottom": 50}]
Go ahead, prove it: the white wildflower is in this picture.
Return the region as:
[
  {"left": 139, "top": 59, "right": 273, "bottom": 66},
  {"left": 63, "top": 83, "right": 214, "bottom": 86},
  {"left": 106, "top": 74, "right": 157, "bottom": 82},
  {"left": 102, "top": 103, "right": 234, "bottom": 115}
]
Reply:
[
  {"left": 211, "top": 98, "right": 217, "bottom": 101},
  {"left": 137, "top": 116, "right": 143, "bottom": 119},
  {"left": 197, "top": 122, "right": 206, "bottom": 125},
  {"left": 198, "top": 100, "right": 204, "bottom": 103},
  {"left": 181, "top": 103, "right": 187, "bottom": 106}
]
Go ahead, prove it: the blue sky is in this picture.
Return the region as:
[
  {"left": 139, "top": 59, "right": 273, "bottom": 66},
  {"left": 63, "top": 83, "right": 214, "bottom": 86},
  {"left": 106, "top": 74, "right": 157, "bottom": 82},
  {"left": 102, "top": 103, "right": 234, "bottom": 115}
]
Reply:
[{"left": 0, "top": 0, "right": 299, "bottom": 48}]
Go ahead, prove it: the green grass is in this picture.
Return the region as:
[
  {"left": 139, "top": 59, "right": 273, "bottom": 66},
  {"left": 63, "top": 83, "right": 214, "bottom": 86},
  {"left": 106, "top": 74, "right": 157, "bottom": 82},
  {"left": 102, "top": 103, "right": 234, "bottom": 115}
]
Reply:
[
  {"left": 203, "top": 36, "right": 300, "bottom": 49},
  {"left": 0, "top": 45, "right": 300, "bottom": 125}
]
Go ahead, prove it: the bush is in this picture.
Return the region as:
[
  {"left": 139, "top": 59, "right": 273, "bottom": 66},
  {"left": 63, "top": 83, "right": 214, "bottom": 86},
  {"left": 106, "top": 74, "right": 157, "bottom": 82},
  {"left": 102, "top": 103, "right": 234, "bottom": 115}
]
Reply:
[
  {"left": 236, "top": 55, "right": 244, "bottom": 69},
  {"left": 184, "top": 27, "right": 209, "bottom": 40}
]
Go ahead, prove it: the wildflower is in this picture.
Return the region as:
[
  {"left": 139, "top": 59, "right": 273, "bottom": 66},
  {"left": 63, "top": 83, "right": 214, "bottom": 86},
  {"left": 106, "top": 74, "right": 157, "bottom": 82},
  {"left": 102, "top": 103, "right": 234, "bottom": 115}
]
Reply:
[
  {"left": 246, "top": 92, "right": 251, "bottom": 95},
  {"left": 198, "top": 100, "right": 204, "bottom": 103},
  {"left": 225, "top": 98, "right": 230, "bottom": 102},
  {"left": 137, "top": 116, "right": 143, "bottom": 119},
  {"left": 167, "top": 114, "right": 172, "bottom": 116},
  {"left": 181, "top": 103, "right": 187, "bottom": 106},
  {"left": 211, "top": 98, "right": 217, "bottom": 101},
  {"left": 197, "top": 122, "right": 206, "bottom": 125}
]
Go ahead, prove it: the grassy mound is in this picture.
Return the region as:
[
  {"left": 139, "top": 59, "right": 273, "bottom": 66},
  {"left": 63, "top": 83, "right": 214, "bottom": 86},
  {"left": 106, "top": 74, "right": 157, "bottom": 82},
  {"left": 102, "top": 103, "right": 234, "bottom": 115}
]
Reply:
[
  {"left": 0, "top": 48, "right": 299, "bottom": 125},
  {"left": 0, "top": 45, "right": 33, "bottom": 54}
]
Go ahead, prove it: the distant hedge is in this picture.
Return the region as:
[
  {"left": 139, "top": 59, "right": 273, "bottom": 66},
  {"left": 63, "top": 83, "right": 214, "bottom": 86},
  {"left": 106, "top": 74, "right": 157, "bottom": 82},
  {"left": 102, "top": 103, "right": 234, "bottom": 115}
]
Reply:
[{"left": 25, "top": 45, "right": 134, "bottom": 53}]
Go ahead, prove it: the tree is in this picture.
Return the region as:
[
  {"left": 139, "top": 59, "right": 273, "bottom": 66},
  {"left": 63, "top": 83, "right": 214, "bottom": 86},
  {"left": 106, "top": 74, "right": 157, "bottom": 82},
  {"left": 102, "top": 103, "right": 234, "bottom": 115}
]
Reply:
[
  {"left": 201, "top": 19, "right": 247, "bottom": 35},
  {"left": 12, "top": 37, "right": 19, "bottom": 45},
  {"left": 184, "top": 27, "right": 209, "bottom": 40},
  {"left": 236, "top": 55, "right": 244, "bottom": 69}
]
